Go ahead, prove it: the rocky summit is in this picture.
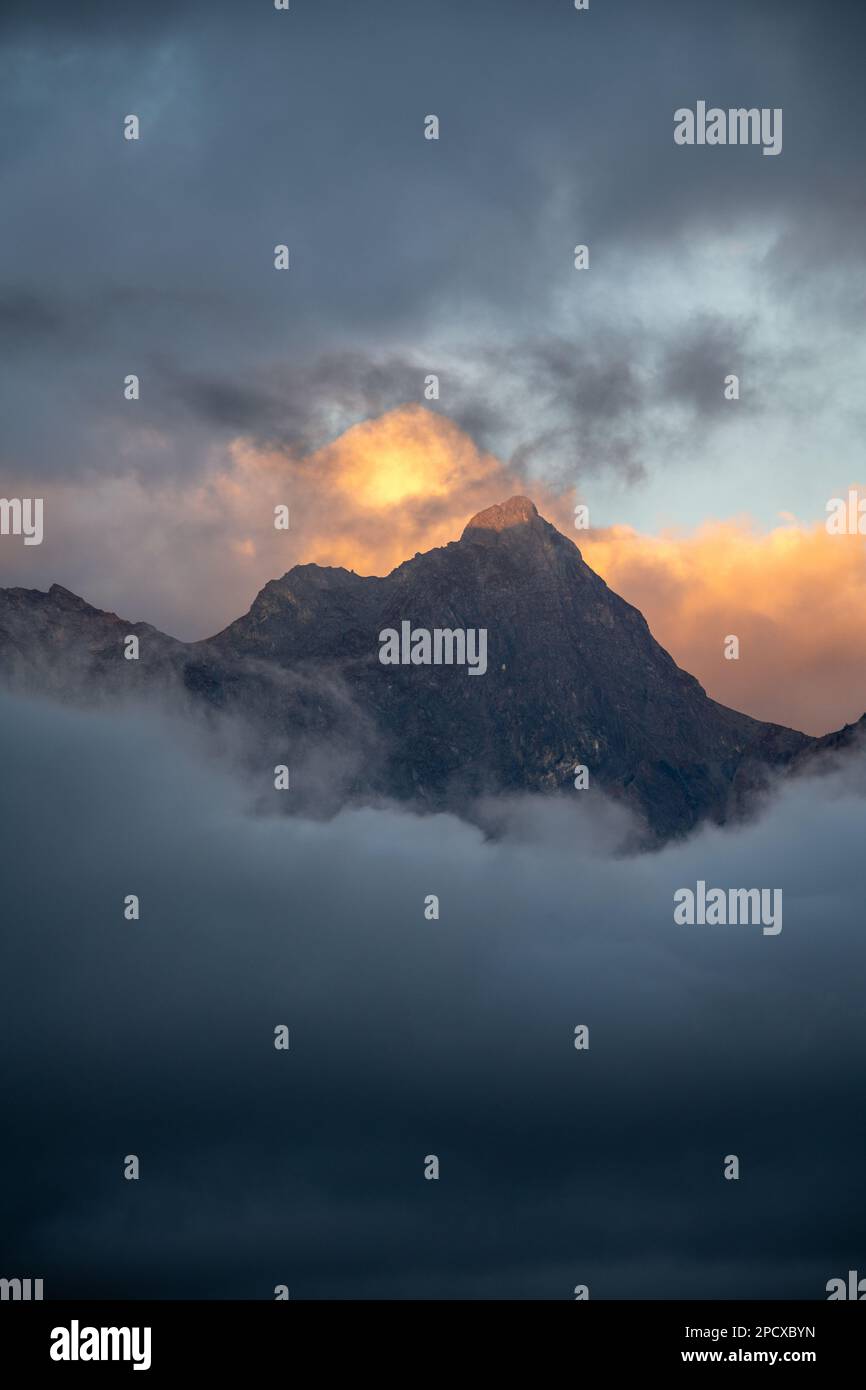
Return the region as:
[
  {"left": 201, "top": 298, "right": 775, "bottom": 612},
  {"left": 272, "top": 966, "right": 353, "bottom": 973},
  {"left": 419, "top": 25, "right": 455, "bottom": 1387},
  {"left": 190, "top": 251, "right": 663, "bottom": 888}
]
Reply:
[{"left": 1, "top": 497, "right": 861, "bottom": 839}]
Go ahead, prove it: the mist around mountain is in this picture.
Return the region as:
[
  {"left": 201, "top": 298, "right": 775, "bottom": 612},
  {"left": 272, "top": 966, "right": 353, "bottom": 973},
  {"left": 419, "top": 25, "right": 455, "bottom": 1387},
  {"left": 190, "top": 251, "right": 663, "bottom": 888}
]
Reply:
[
  {"left": 2, "top": 499, "right": 866, "bottom": 1301},
  {"left": 0, "top": 496, "right": 862, "bottom": 841},
  {"left": 2, "top": 684, "right": 865, "bottom": 1299}
]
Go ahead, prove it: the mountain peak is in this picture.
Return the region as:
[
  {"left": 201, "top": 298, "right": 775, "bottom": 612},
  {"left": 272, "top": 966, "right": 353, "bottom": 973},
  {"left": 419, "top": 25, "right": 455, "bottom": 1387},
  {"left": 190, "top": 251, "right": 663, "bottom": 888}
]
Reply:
[
  {"left": 462, "top": 496, "right": 539, "bottom": 537},
  {"left": 47, "top": 583, "right": 93, "bottom": 611},
  {"left": 0, "top": 492, "right": 828, "bottom": 839}
]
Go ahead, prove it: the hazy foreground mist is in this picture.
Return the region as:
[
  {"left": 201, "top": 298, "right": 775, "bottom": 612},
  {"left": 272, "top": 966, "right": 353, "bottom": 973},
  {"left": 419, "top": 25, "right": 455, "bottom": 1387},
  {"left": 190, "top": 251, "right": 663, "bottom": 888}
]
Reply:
[{"left": 1, "top": 692, "right": 864, "bottom": 1298}]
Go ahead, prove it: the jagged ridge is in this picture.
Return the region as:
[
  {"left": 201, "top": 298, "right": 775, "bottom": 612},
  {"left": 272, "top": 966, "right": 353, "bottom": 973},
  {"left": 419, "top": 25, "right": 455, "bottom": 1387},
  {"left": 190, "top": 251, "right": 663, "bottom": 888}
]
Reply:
[{"left": 1, "top": 498, "right": 860, "bottom": 838}]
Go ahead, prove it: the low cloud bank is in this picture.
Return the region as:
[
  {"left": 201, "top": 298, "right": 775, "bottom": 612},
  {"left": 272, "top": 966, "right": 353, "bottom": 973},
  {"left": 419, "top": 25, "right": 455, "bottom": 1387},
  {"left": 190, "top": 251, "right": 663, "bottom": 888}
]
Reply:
[{"left": 1, "top": 692, "right": 864, "bottom": 1298}]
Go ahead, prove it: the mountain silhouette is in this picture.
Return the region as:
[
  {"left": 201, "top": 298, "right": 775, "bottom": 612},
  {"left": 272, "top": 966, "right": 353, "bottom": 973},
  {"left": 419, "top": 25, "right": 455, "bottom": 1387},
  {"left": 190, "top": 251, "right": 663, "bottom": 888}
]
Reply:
[{"left": 1, "top": 496, "right": 862, "bottom": 838}]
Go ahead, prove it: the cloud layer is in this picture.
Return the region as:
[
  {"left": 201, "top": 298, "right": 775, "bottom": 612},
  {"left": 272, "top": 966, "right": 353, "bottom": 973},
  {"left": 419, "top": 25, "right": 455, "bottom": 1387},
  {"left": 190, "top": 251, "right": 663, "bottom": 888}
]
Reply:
[
  {"left": 3, "top": 0, "right": 866, "bottom": 542},
  {"left": 1, "top": 691, "right": 865, "bottom": 1298}
]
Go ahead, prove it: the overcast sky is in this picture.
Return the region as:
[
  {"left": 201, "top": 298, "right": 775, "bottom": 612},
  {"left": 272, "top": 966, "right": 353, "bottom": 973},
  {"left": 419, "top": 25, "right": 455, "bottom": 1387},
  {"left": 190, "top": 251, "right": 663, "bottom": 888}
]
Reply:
[{"left": 2, "top": 0, "right": 866, "bottom": 620}]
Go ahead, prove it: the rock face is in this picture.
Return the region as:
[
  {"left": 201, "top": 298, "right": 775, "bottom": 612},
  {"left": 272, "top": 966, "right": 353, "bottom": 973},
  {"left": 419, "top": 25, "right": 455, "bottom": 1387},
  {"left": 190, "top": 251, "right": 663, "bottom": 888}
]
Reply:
[{"left": 0, "top": 495, "right": 850, "bottom": 838}]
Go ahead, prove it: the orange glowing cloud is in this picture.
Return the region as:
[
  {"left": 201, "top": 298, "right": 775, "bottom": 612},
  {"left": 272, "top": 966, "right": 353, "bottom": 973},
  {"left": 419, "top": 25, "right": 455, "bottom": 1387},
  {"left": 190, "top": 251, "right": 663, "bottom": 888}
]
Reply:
[
  {"left": 227, "top": 403, "right": 566, "bottom": 577},
  {"left": 1, "top": 406, "right": 541, "bottom": 638},
  {"left": 5, "top": 404, "right": 864, "bottom": 738},
  {"left": 218, "top": 412, "right": 866, "bottom": 735},
  {"left": 581, "top": 517, "right": 866, "bottom": 736}
]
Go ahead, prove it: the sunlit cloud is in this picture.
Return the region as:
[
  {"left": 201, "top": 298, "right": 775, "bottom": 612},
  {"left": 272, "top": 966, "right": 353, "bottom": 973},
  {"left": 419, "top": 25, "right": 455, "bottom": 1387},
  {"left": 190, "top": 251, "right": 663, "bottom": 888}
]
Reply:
[
  {"left": 582, "top": 513, "right": 866, "bottom": 736},
  {"left": 2, "top": 407, "right": 864, "bottom": 736}
]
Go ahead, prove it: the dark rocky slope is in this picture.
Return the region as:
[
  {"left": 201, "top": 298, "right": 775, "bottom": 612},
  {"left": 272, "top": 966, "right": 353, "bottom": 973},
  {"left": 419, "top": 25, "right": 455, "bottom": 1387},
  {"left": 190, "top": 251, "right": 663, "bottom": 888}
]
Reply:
[{"left": 2, "top": 496, "right": 857, "bottom": 839}]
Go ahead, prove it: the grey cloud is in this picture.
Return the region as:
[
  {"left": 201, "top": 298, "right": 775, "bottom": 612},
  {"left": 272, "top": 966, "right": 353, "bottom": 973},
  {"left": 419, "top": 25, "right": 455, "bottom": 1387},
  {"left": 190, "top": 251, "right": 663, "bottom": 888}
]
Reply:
[
  {"left": 1, "top": 691, "right": 864, "bottom": 1298},
  {"left": 3, "top": 0, "right": 865, "bottom": 498},
  {"left": 0, "top": 290, "right": 68, "bottom": 343},
  {"left": 160, "top": 321, "right": 758, "bottom": 492},
  {"left": 0, "top": 0, "right": 183, "bottom": 34},
  {"left": 656, "top": 313, "right": 757, "bottom": 417},
  {"left": 163, "top": 351, "right": 427, "bottom": 453}
]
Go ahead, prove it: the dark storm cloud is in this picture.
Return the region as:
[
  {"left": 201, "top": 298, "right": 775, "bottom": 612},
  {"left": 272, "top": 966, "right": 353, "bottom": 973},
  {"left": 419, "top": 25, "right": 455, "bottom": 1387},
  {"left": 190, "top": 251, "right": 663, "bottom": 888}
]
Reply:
[
  {"left": 656, "top": 313, "right": 757, "bottom": 417},
  {"left": 162, "top": 316, "right": 764, "bottom": 489},
  {"left": 0, "top": 290, "right": 67, "bottom": 343},
  {"left": 1, "top": 691, "right": 865, "bottom": 1298},
  {"left": 469, "top": 336, "right": 649, "bottom": 486},
  {"left": 164, "top": 350, "right": 426, "bottom": 451},
  {"left": 0, "top": 0, "right": 188, "bottom": 36},
  {"left": 2, "top": 0, "right": 866, "bottom": 490}
]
